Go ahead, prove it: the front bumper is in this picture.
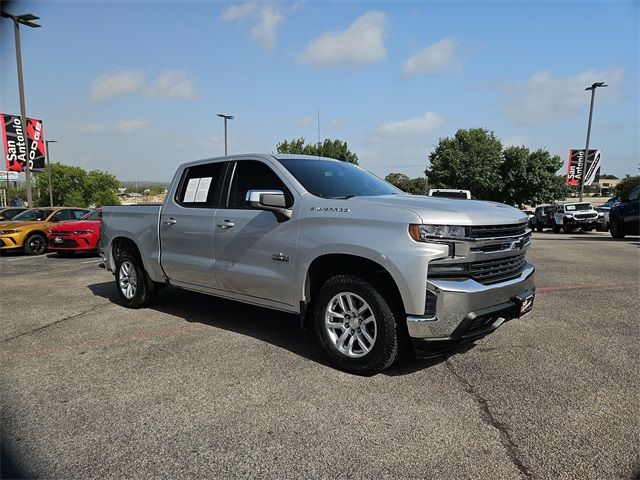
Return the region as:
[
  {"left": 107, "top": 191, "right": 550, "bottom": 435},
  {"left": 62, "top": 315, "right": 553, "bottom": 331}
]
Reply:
[
  {"left": 564, "top": 217, "right": 603, "bottom": 227},
  {"left": 0, "top": 235, "right": 23, "bottom": 249},
  {"left": 47, "top": 234, "right": 98, "bottom": 250},
  {"left": 406, "top": 262, "right": 535, "bottom": 345}
]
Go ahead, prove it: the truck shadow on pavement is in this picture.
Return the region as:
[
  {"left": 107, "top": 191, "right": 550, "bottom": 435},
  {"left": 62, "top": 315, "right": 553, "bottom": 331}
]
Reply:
[{"left": 87, "top": 281, "right": 453, "bottom": 376}]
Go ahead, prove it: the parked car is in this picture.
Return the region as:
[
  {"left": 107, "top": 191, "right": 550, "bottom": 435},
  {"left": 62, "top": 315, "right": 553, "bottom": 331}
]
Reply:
[
  {"left": 428, "top": 189, "right": 471, "bottom": 199},
  {"left": 595, "top": 197, "right": 620, "bottom": 231},
  {"left": 47, "top": 208, "right": 102, "bottom": 256},
  {"left": 531, "top": 205, "right": 555, "bottom": 232},
  {"left": 101, "top": 154, "right": 535, "bottom": 375},
  {"left": 0, "top": 207, "right": 28, "bottom": 221},
  {"left": 521, "top": 209, "right": 534, "bottom": 227},
  {"left": 609, "top": 186, "right": 639, "bottom": 239},
  {"left": 551, "top": 202, "right": 603, "bottom": 233},
  {"left": 0, "top": 207, "right": 90, "bottom": 255}
]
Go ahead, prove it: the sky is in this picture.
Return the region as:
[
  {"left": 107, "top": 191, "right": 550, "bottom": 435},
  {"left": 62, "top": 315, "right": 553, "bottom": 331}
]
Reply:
[{"left": 1, "top": 0, "right": 638, "bottom": 182}]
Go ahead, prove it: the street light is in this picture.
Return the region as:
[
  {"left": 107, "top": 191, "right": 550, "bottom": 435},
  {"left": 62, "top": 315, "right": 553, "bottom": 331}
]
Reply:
[
  {"left": 217, "top": 114, "right": 234, "bottom": 156},
  {"left": 45, "top": 140, "right": 57, "bottom": 207},
  {"left": 1, "top": 11, "right": 41, "bottom": 207},
  {"left": 579, "top": 81, "right": 607, "bottom": 202}
]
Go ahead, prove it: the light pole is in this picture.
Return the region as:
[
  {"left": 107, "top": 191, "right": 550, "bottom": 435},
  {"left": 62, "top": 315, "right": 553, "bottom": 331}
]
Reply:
[
  {"left": 1, "top": 11, "right": 41, "bottom": 207},
  {"left": 580, "top": 81, "right": 607, "bottom": 202},
  {"left": 217, "top": 114, "right": 234, "bottom": 156},
  {"left": 45, "top": 140, "right": 57, "bottom": 206}
]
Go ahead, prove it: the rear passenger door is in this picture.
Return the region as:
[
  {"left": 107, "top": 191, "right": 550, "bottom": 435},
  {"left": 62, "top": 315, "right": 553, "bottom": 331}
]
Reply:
[
  {"left": 622, "top": 187, "right": 640, "bottom": 232},
  {"left": 160, "top": 161, "right": 227, "bottom": 289},
  {"left": 213, "top": 159, "right": 299, "bottom": 308}
]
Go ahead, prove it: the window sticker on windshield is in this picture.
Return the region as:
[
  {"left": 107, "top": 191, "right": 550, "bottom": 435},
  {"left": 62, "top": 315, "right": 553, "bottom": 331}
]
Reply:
[
  {"left": 566, "top": 205, "right": 576, "bottom": 211},
  {"left": 194, "top": 177, "right": 212, "bottom": 202},
  {"left": 183, "top": 178, "right": 200, "bottom": 202}
]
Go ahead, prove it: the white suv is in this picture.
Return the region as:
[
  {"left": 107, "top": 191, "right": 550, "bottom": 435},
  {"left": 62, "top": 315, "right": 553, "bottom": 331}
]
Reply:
[{"left": 552, "top": 202, "right": 603, "bottom": 233}]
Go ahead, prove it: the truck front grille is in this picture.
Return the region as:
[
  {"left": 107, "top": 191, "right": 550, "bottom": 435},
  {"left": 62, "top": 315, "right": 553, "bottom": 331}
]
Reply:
[
  {"left": 469, "top": 253, "right": 527, "bottom": 284},
  {"left": 573, "top": 212, "right": 597, "bottom": 220},
  {"left": 428, "top": 253, "right": 527, "bottom": 285},
  {"left": 469, "top": 222, "right": 528, "bottom": 239}
]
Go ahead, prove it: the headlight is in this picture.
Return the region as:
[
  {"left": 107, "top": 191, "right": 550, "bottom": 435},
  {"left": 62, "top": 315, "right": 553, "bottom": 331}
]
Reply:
[
  {"left": 72, "top": 230, "right": 94, "bottom": 234},
  {"left": 565, "top": 214, "right": 573, "bottom": 219},
  {"left": 0, "top": 229, "right": 21, "bottom": 234},
  {"left": 409, "top": 224, "right": 467, "bottom": 241},
  {"left": 598, "top": 212, "right": 604, "bottom": 217}
]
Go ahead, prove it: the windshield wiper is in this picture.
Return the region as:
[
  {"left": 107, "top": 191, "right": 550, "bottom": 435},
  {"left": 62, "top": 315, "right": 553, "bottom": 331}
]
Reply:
[{"left": 329, "top": 195, "right": 356, "bottom": 199}]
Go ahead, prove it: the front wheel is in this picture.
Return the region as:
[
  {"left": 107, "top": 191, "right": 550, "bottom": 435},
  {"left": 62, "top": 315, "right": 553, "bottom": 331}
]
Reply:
[
  {"left": 314, "top": 275, "right": 406, "bottom": 375},
  {"left": 24, "top": 233, "right": 47, "bottom": 255},
  {"left": 610, "top": 218, "right": 625, "bottom": 239},
  {"left": 115, "top": 251, "right": 156, "bottom": 308}
]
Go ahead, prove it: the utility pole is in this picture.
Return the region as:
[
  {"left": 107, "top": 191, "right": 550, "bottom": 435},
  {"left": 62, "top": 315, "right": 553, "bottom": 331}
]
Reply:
[
  {"left": 1, "top": 11, "right": 41, "bottom": 207},
  {"left": 580, "top": 82, "right": 607, "bottom": 201},
  {"left": 217, "top": 114, "right": 234, "bottom": 156},
  {"left": 45, "top": 140, "right": 57, "bottom": 207}
]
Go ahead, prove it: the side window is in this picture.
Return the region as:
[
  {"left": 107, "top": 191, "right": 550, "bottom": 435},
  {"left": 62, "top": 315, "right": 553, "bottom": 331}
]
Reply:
[
  {"left": 628, "top": 187, "right": 640, "bottom": 202},
  {"left": 227, "top": 161, "right": 292, "bottom": 209},
  {"left": 176, "top": 162, "right": 226, "bottom": 208},
  {"left": 73, "top": 210, "right": 87, "bottom": 219},
  {"left": 51, "top": 210, "right": 71, "bottom": 222}
]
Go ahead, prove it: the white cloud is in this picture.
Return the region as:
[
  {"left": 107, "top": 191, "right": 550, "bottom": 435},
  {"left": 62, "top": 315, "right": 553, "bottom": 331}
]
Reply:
[
  {"left": 221, "top": 2, "right": 284, "bottom": 51},
  {"left": 295, "top": 116, "right": 314, "bottom": 127},
  {"left": 145, "top": 70, "right": 197, "bottom": 99},
  {"left": 377, "top": 112, "right": 445, "bottom": 136},
  {"left": 90, "top": 69, "right": 146, "bottom": 101},
  {"left": 64, "top": 121, "right": 105, "bottom": 133},
  {"left": 500, "top": 67, "right": 624, "bottom": 125},
  {"left": 251, "top": 6, "right": 284, "bottom": 50},
  {"left": 402, "top": 37, "right": 460, "bottom": 77},
  {"left": 298, "top": 11, "right": 388, "bottom": 68},
  {"left": 113, "top": 119, "right": 150, "bottom": 135},
  {"left": 220, "top": 1, "right": 258, "bottom": 21}
]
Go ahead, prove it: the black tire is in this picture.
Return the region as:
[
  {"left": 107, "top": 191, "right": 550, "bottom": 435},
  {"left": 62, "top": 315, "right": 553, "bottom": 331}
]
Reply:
[
  {"left": 313, "top": 275, "right": 406, "bottom": 375},
  {"left": 24, "top": 233, "right": 47, "bottom": 255},
  {"left": 114, "top": 250, "right": 156, "bottom": 308},
  {"left": 610, "top": 217, "right": 625, "bottom": 239},
  {"left": 57, "top": 250, "right": 75, "bottom": 257}
]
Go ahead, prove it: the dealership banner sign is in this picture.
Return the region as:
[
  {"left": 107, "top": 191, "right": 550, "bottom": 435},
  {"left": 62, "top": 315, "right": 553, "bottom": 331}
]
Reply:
[
  {"left": 1, "top": 113, "right": 46, "bottom": 172},
  {"left": 566, "top": 149, "right": 601, "bottom": 186}
]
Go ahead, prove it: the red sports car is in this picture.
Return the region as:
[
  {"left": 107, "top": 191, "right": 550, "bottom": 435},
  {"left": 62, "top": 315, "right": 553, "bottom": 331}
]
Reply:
[{"left": 47, "top": 208, "right": 102, "bottom": 256}]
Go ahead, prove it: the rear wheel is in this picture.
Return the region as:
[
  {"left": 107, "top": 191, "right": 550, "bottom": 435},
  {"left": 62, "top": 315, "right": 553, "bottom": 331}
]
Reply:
[
  {"left": 314, "top": 275, "right": 406, "bottom": 375},
  {"left": 115, "top": 251, "right": 156, "bottom": 308},
  {"left": 24, "top": 233, "right": 46, "bottom": 255},
  {"left": 610, "top": 217, "right": 625, "bottom": 239}
]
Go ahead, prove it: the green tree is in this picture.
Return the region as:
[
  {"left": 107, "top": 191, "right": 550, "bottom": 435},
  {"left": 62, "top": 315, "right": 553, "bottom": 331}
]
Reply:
[
  {"left": 500, "top": 147, "right": 570, "bottom": 206},
  {"left": 89, "top": 190, "right": 121, "bottom": 207},
  {"left": 276, "top": 137, "right": 359, "bottom": 164},
  {"left": 613, "top": 175, "right": 640, "bottom": 200},
  {"left": 384, "top": 173, "right": 428, "bottom": 195},
  {"left": 426, "top": 128, "right": 504, "bottom": 200},
  {"left": 34, "top": 163, "right": 120, "bottom": 207}
]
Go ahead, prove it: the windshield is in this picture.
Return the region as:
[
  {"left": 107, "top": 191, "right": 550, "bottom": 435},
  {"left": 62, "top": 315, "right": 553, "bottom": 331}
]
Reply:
[
  {"left": 277, "top": 158, "right": 401, "bottom": 199},
  {"left": 82, "top": 209, "right": 102, "bottom": 220},
  {"left": 565, "top": 203, "right": 591, "bottom": 211},
  {"left": 11, "top": 208, "right": 54, "bottom": 221}
]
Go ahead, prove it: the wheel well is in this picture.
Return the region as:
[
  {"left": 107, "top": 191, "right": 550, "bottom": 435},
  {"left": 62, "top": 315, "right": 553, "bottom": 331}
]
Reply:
[
  {"left": 111, "top": 236, "right": 141, "bottom": 262},
  {"left": 302, "top": 254, "right": 405, "bottom": 329}
]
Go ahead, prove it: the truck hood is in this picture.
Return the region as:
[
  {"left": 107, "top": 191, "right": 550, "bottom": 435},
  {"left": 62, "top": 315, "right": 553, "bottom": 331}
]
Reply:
[{"left": 351, "top": 195, "right": 527, "bottom": 225}]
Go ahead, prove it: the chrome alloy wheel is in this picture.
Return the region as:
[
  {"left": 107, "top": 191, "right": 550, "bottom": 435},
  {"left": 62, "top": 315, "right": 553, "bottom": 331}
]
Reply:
[
  {"left": 118, "top": 261, "right": 137, "bottom": 299},
  {"left": 324, "top": 292, "right": 377, "bottom": 358}
]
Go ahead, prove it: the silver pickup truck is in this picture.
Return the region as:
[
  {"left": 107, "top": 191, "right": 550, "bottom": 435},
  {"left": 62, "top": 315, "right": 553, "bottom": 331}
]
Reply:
[{"left": 101, "top": 154, "right": 535, "bottom": 374}]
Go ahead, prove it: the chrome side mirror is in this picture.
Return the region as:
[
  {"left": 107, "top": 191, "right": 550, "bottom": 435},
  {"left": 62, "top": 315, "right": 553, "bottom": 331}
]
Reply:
[{"left": 246, "top": 190, "right": 292, "bottom": 220}]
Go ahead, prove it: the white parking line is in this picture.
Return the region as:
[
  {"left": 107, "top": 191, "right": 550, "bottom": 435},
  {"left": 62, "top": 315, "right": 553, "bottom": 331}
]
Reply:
[{"left": 81, "top": 259, "right": 103, "bottom": 264}]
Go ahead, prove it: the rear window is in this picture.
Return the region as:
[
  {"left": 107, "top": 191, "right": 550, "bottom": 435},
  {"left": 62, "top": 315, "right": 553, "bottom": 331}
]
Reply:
[{"left": 176, "top": 162, "right": 226, "bottom": 208}]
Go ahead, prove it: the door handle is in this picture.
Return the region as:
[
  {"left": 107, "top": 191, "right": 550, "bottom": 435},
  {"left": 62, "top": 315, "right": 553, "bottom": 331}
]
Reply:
[
  {"left": 216, "top": 220, "right": 235, "bottom": 229},
  {"left": 163, "top": 217, "right": 177, "bottom": 225}
]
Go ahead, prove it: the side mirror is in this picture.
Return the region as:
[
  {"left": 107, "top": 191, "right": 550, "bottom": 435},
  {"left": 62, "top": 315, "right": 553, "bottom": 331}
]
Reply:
[{"left": 246, "top": 190, "right": 292, "bottom": 220}]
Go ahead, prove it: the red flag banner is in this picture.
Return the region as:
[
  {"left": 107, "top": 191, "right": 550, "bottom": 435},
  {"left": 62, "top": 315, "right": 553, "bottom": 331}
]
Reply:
[{"left": 1, "top": 113, "right": 46, "bottom": 172}]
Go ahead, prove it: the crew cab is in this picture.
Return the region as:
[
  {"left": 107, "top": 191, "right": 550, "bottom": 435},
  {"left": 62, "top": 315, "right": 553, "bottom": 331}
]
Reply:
[
  {"left": 551, "top": 202, "right": 603, "bottom": 233},
  {"left": 101, "top": 154, "right": 535, "bottom": 374},
  {"left": 609, "top": 186, "right": 639, "bottom": 238}
]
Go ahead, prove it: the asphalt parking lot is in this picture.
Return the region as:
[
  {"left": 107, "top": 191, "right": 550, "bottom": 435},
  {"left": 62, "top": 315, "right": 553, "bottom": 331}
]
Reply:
[{"left": 1, "top": 231, "right": 638, "bottom": 479}]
